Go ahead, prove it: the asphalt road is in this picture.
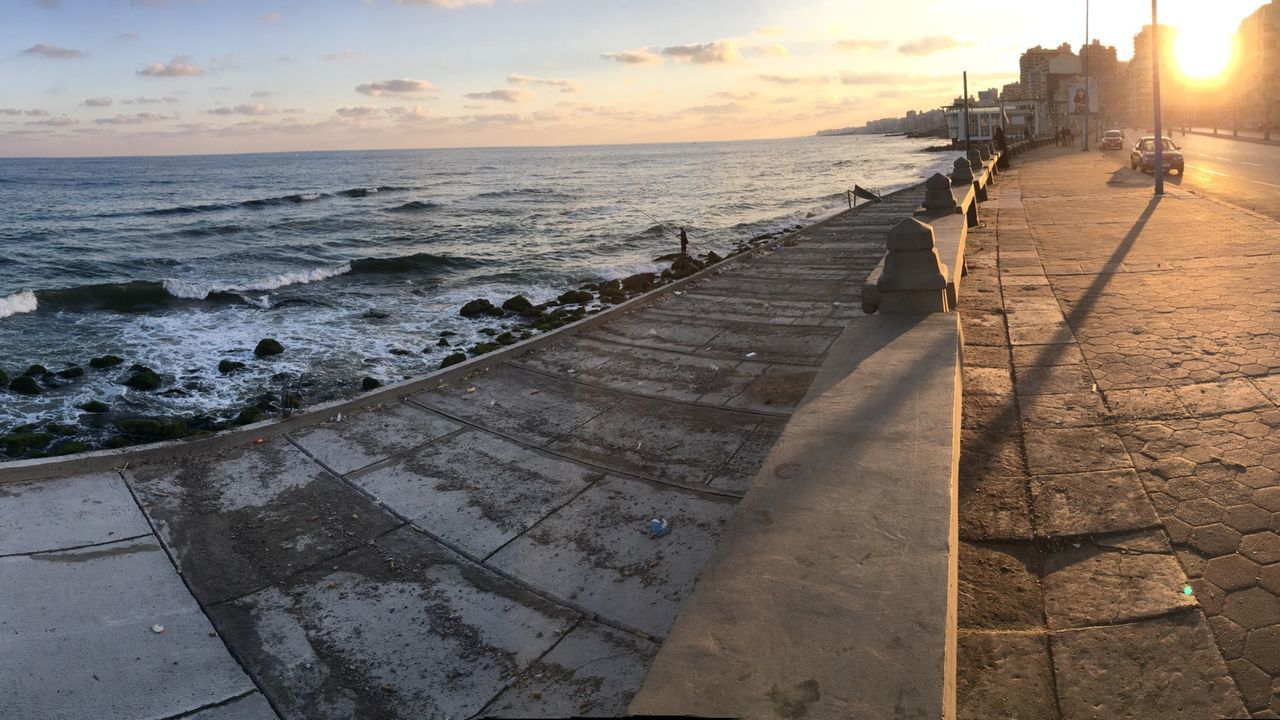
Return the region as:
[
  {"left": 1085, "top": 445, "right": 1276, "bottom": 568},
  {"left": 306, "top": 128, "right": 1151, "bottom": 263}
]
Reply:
[{"left": 1094, "top": 129, "right": 1280, "bottom": 220}]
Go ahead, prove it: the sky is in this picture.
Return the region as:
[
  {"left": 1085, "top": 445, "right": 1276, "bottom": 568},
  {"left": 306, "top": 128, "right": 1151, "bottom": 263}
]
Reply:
[{"left": 1, "top": 0, "right": 1268, "bottom": 157}]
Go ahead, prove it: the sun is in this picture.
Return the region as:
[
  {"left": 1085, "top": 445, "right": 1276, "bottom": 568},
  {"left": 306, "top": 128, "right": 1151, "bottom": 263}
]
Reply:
[{"left": 1172, "top": 26, "right": 1235, "bottom": 82}]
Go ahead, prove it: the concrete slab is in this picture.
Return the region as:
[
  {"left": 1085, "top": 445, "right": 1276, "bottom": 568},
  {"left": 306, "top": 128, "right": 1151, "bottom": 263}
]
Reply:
[
  {"left": 547, "top": 394, "right": 766, "bottom": 488},
  {"left": 208, "top": 526, "right": 576, "bottom": 720},
  {"left": 127, "top": 440, "right": 402, "bottom": 604},
  {"left": 187, "top": 693, "right": 280, "bottom": 720},
  {"left": 288, "top": 401, "right": 462, "bottom": 476},
  {"left": 1051, "top": 613, "right": 1248, "bottom": 719},
  {"left": 410, "top": 365, "right": 614, "bottom": 447},
  {"left": 585, "top": 310, "right": 727, "bottom": 352},
  {"left": 484, "top": 621, "right": 658, "bottom": 718},
  {"left": 722, "top": 364, "right": 816, "bottom": 415},
  {"left": 0, "top": 538, "right": 255, "bottom": 720},
  {"left": 706, "top": 418, "right": 787, "bottom": 494},
  {"left": 0, "top": 472, "right": 151, "bottom": 556},
  {"left": 1031, "top": 469, "right": 1160, "bottom": 537},
  {"left": 1042, "top": 533, "right": 1194, "bottom": 629},
  {"left": 489, "top": 475, "right": 736, "bottom": 638},
  {"left": 956, "top": 633, "right": 1058, "bottom": 720},
  {"left": 349, "top": 429, "right": 603, "bottom": 560}
]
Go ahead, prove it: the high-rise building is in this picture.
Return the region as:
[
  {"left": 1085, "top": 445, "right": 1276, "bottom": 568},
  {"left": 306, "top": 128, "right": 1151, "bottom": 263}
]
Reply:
[
  {"left": 1001, "top": 82, "right": 1023, "bottom": 101},
  {"left": 1129, "top": 24, "right": 1177, "bottom": 127},
  {"left": 1019, "top": 43, "right": 1079, "bottom": 100},
  {"left": 1236, "top": 1, "right": 1280, "bottom": 134}
]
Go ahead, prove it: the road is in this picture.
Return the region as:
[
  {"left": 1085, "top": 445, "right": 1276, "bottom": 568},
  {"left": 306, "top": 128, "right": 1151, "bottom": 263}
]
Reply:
[{"left": 1094, "top": 129, "right": 1280, "bottom": 220}]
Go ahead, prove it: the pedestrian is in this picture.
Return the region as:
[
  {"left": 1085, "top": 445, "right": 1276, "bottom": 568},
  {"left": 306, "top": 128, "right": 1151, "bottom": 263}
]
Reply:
[
  {"left": 678, "top": 227, "right": 688, "bottom": 256},
  {"left": 994, "top": 126, "right": 1009, "bottom": 169}
]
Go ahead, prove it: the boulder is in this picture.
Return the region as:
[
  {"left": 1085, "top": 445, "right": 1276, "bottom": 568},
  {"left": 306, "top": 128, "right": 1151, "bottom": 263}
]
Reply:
[
  {"left": 469, "top": 342, "right": 501, "bottom": 356},
  {"left": 621, "top": 273, "right": 657, "bottom": 292},
  {"left": 89, "top": 355, "right": 124, "bottom": 369},
  {"left": 78, "top": 400, "right": 110, "bottom": 414},
  {"left": 218, "top": 359, "right": 246, "bottom": 374},
  {"left": 233, "top": 407, "right": 267, "bottom": 426},
  {"left": 389, "top": 348, "right": 414, "bottom": 356},
  {"left": 496, "top": 331, "right": 518, "bottom": 346},
  {"left": 46, "top": 423, "right": 79, "bottom": 436},
  {"left": 124, "top": 368, "right": 162, "bottom": 391},
  {"left": 23, "top": 364, "right": 48, "bottom": 377},
  {"left": 460, "top": 298, "right": 503, "bottom": 318},
  {"left": 436, "top": 337, "right": 451, "bottom": 348},
  {"left": 254, "top": 338, "right": 285, "bottom": 357},
  {"left": 361, "top": 376, "right": 382, "bottom": 391},
  {"left": 56, "top": 366, "right": 85, "bottom": 379},
  {"left": 1, "top": 432, "right": 52, "bottom": 456},
  {"left": 0, "top": 369, "right": 6, "bottom": 386},
  {"left": 669, "top": 255, "right": 705, "bottom": 279},
  {"left": 9, "top": 375, "right": 41, "bottom": 395},
  {"left": 501, "top": 295, "right": 536, "bottom": 315},
  {"left": 440, "top": 353, "right": 467, "bottom": 369},
  {"left": 597, "top": 279, "right": 621, "bottom": 291},
  {"left": 598, "top": 287, "right": 627, "bottom": 304},
  {"left": 557, "top": 290, "right": 594, "bottom": 305},
  {"left": 113, "top": 417, "right": 190, "bottom": 441},
  {"left": 50, "top": 441, "right": 90, "bottom": 456},
  {"left": 705, "top": 251, "right": 724, "bottom": 265}
]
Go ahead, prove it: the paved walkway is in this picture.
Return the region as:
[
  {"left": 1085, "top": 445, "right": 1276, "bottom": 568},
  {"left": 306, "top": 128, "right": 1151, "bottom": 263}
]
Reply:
[
  {"left": 958, "top": 146, "right": 1280, "bottom": 717},
  {"left": 1, "top": 188, "right": 927, "bottom": 719}
]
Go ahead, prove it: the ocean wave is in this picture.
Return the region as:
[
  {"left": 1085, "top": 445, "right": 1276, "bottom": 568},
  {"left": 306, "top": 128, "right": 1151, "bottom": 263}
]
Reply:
[
  {"left": 349, "top": 252, "right": 481, "bottom": 274},
  {"left": 0, "top": 290, "right": 38, "bottom": 320},
  {"left": 387, "top": 200, "right": 442, "bottom": 213},
  {"left": 476, "top": 188, "right": 565, "bottom": 200},
  {"left": 33, "top": 281, "right": 221, "bottom": 313},
  {"left": 162, "top": 265, "right": 353, "bottom": 300}
]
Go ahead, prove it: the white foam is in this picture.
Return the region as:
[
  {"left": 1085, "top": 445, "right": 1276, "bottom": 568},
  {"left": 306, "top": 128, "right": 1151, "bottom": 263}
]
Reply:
[
  {"left": 0, "top": 290, "right": 37, "bottom": 320},
  {"left": 163, "top": 264, "right": 352, "bottom": 300}
]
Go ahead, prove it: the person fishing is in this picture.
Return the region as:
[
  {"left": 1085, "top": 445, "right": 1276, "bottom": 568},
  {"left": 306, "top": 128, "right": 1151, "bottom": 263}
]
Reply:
[{"left": 679, "top": 227, "right": 688, "bottom": 256}]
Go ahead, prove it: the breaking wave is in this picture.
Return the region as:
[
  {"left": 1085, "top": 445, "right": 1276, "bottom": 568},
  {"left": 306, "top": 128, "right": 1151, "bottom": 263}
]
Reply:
[{"left": 0, "top": 290, "right": 38, "bottom": 320}]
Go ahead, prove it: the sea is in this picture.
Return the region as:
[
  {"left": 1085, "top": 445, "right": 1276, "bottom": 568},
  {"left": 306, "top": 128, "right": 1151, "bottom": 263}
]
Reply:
[{"left": 0, "top": 134, "right": 954, "bottom": 451}]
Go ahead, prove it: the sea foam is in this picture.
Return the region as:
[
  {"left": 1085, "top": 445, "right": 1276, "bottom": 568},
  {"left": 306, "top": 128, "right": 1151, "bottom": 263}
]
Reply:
[
  {"left": 162, "top": 265, "right": 353, "bottom": 300},
  {"left": 0, "top": 290, "right": 38, "bottom": 320}
]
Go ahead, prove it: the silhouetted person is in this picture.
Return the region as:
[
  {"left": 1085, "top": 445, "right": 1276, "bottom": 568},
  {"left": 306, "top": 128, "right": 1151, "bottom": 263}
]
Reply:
[
  {"left": 679, "top": 227, "right": 688, "bottom": 256},
  {"left": 994, "top": 126, "right": 1009, "bottom": 169}
]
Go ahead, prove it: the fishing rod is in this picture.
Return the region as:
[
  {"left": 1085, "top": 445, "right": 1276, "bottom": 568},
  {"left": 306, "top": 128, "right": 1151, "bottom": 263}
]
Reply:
[{"left": 617, "top": 196, "right": 689, "bottom": 244}]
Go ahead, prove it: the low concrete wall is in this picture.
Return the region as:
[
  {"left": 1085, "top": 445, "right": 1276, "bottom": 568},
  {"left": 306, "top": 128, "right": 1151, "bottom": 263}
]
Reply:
[{"left": 631, "top": 312, "right": 963, "bottom": 719}]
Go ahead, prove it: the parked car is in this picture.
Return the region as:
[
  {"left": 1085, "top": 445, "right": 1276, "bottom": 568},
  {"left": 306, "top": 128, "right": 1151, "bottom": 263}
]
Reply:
[
  {"left": 1130, "top": 136, "right": 1185, "bottom": 174},
  {"left": 1101, "top": 129, "right": 1125, "bottom": 149}
]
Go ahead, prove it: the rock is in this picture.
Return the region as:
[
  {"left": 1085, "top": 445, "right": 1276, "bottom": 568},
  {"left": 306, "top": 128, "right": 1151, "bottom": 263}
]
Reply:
[
  {"left": 705, "top": 251, "right": 724, "bottom": 265},
  {"left": 436, "top": 337, "right": 451, "bottom": 348},
  {"left": 460, "top": 298, "right": 503, "bottom": 318},
  {"left": 78, "top": 400, "right": 111, "bottom": 413},
  {"left": 361, "top": 309, "right": 391, "bottom": 320},
  {"left": 45, "top": 423, "right": 78, "bottom": 436},
  {"left": 598, "top": 287, "right": 627, "bottom": 304},
  {"left": 233, "top": 407, "right": 267, "bottom": 426},
  {"left": 496, "top": 331, "right": 518, "bottom": 346},
  {"left": 440, "top": 353, "right": 467, "bottom": 369},
  {"left": 439, "top": 330, "right": 456, "bottom": 337},
  {"left": 389, "top": 348, "right": 414, "bottom": 356},
  {"left": 114, "top": 418, "right": 190, "bottom": 441},
  {"left": 217, "top": 359, "right": 246, "bottom": 374},
  {"left": 89, "top": 355, "right": 124, "bottom": 369},
  {"left": 124, "top": 368, "right": 163, "bottom": 391},
  {"left": 1, "top": 432, "right": 52, "bottom": 456},
  {"left": 9, "top": 375, "right": 41, "bottom": 395},
  {"left": 23, "top": 364, "right": 48, "bottom": 377},
  {"left": 254, "top": 338, "right": 285, "bottom": 357},
  {"left": 470, "top": 342, "right": 501, "bottom": 356},
  {"left": 501, "top": 295, "right": 536, "bottom": 315},
  {"left": 55, "top": 366, "right": 85, "bottom": 379},
  {"left": 0, "top": 369, "right": 6, "bottom": 387},
  {"left": 597, "top": 279, "right": 621, "bottom": 291},
  {"left": 669, "top": 255, "right": 705, "bottom": 279},
  {"left": 51, "top": 441, "right": 89, "bottom": 456},
  {"left": 479, "top": 327, "right": 499, "bottom": 336},
  {"left": 557, "top": 290, "right": 594, "bottom": 305},
  {"left": 621, "top": 272, "right": 656, "bottom": 292},
  {"left": 361, "top": 376, "right": 382, "bottom": 391}
]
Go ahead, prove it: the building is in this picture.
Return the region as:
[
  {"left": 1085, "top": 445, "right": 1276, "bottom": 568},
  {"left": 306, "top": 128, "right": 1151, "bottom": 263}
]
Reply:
[
  {"left": 1236, "top": 1, "right": 1280, "bottom": 134},
  {"left": 1001, "top": 82, "right": 1023, "bottom": 101},
  {"left": 1129, "top": 24, "right": 1177, "bottom": 128},
  {"left": 977, "top": 87, "right": 1000, "bottom": 104},
  {"left": 943, "top": 98, "right": 1048, "bottom": 143},
  {"left": 1019, "top": 44, "right": 1079, "bottom": 101}
]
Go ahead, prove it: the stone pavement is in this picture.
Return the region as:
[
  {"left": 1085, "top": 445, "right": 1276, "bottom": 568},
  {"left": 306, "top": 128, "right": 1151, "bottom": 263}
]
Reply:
[
  {"left": 958, "top": 145, "right": 1280, "bottom": 717},
  {"left": 1, "top": 187, "right": 931, "bottom": 719}
]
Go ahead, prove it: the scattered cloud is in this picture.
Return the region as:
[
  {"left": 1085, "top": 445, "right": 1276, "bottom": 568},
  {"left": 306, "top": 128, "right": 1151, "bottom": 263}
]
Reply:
[
  {"left": 662, "top": 40, "right": 740, "bottom": 64},
  {"left": 839, "top": 71, "right": 916, "bottom": 85},
  {"left": 26, "top": 116, "right": 77, "bottom": 126},
  {"left": 507, "top": 74, "right": 580, "bottom": 93},
  {"left": 83, "top": 96, "right": 113, "bottom": 107},
  {"left": 207, "top": 103, "right": 279, "bottom": 116},
  {"left": 260, "top": 11, "right": 282, "bottom": 23},
  {"left": 117, "top": 32, "right": 141, "bottom": 42},
  {"left": 464, "top": 88, "right": 531, "bottom": 103},
  {"left": 898, "top": 35, "right": 970, "bottom": 56},
  {"left": 1, "top": 108, "right": 50, "bottom": 116},
  {"left": 757, "top": 73, "right": 829, "bottom": 85},
  {"left": 335, "top": 106, "right": 381, "bottom": 118},
  {"left": 746, "top": 44, "right": 790, "bottom": 59},
  {"left": 391, "top": 0, "right": 495, "bottom": 7},
  {"left": 601, "top": 49, "right": 662, "bottom": 65},
  {"left": 23, "top": 42, "right": 85, "bottom": 59},
  {"left": 137, "top": 56, "right": 203, "bottom": 77},
  {"left": 323, "top": 49, "right": 360, "bottom": 61},
  {"left": 122, "top": 96, "right": 179, "bottom": 104},
  {"left": 250, "top": 90, "right": 272, "bottom": 98},
  {"left": 355, "top": 78, "right": 436, "bottom": 96},
  {"left": 94, "top": 112, "right": 173, "bottom": 125},
  {"left": 834, "top": 39, "right": 888, "bottom": 52},
  {"left": 711, "top": 90, "right": 757, "bottom": 101},
  {"left": 684, "top": 102, "right": 743, "bottom": 115}
]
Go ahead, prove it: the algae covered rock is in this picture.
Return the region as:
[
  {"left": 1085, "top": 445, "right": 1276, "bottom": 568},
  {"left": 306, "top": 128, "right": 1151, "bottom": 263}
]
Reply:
[
  {"left": 460, "top": 298, "right": 503, "bottom": 318},
  {"left": 233, "top": 407, "right": 267, "bottom": 426},
  {"left": 361, "top": 376, "right": 383, "bottom": 391},
  {"left": 51, "top": 441, "right": 90, "bottom": 456},
  {"left": 440, "top": 353, "right": 467, "bottom": 369},
  {"left": 23, "top": 364, "right": 49, "bottom": 377},
  {"left": 9, "top": 375, "right": 42, "bottom": 395},
  {"left": 557, "top": 290, "right": 594, "bottom": 305},
  {"left": 78, "top": 400, "right": 111, "bottom": 413},
  {"left": 621, "top": 273, "right": 656, "bottom": 292},
  {"left": 1, "top": 432, "right": 52, "bottom": 455},
  {"left": 218, "top": 359, "right": 246, "bottom": 374},
  {"left": 254, "top": 338, "right": 285, "bottom": 357},
  {"left": 124, "top": 368, "right": 162, "bottom": 391},
  {"left": 89, "top": 355, "right": 125, "bottom": 369},
  {"left": 501, "top": 295, "right": 537, "bottom": 316},
  {"left": 114, "top": 417, "right": 190, "bottom": 441},
  {"left": 56, "top": 366, "right": 85, "bottom": 379}
]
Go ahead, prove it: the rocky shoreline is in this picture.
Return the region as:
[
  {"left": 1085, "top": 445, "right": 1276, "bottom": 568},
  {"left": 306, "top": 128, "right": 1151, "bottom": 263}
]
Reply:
[{"left": 0, "top": 227, "right": 798, "bottom": 461}]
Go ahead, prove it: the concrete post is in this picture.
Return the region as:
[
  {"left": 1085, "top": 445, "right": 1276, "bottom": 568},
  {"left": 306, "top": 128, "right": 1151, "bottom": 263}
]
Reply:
[
  {"left": 950, "top": 157, "right": 974, "bottom": 185},
  {"left": 877, "top": 218, "right": 950, "bottom": 315},
  {"left": 921, "top": 173, "right": 958, "bottom": 213},
  {"left": 978, "top": 144, "right": 992, "bottom": 162}
]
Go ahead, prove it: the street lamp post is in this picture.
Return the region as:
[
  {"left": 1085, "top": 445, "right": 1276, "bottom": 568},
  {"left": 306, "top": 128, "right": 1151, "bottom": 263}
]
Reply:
[
  {"left": 1082, "top": 0, "right": 1090, "bottom": 151},
  {"left": 1152, "top": 0, "right": 1164, "bottom": 195}
]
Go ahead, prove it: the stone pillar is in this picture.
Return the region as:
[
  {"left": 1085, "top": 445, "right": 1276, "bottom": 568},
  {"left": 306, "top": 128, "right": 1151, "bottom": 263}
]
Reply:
[
  {"left": 951, "top": 157, "right": 974, "bottom": 185},
  {"left": 977, "top": 144, "right": 992, "bottom": 163},
  {"left": 877, "top": 218, "right": 950, "bottom": 314},
  {"left": 921, "top": 173, "right": 958, "bottom": 213},
  {"left": 967, "top": 148, "right": 983, "bottom": 171}
]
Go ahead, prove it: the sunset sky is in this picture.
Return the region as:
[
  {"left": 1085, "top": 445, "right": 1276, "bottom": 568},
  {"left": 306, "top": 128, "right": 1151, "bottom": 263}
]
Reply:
[{"left": 1, "top": 0, "right": 1266, "bottom": 157}]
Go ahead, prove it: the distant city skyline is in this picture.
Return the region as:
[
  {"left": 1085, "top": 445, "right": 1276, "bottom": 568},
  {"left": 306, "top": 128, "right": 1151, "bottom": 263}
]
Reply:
[{"left": 1, "top": 0, "right": 1267, "bottom": 156}]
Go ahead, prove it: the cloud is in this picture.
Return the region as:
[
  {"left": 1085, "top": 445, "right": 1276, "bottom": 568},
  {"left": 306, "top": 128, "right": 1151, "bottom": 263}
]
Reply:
[
  {"left": 23, "top": 42, "right": 85, "bottom": 59},
  {"left": 0, "top": 108, "right": 48, "bottom": 116},
  {"left": 83, "top": 96, "right": 113, "bottom": 107},
  {"left": 26, "top": 116, "right": 77, "bottom": 126},
  {"left": 684, "top": 102, "right": 744, "bottom": 115},
  {"left": 507, "top": 74, "right": 580, "bottom": 93},
  {"left": 839, "top": 71, "right": 916, "bottom": 85},
  {"left": 755, "top": 26, "right": 785, "bottom": 36},
  {"left": 117, "top": 32, "right": 141, "bottom": 42},
  {"left": 122, "top": 96, "right": 179, "bottom": 104},
  {"left": 601, "top": 49, "right": 662, "bottom": 65},
  {"left": 94, "top": 112, "right": 172, "bottom": 125},
  {"left": 662, "top": 40, "right": 740, "bottom": 64},
  {"left": 355, "top": 78, "right": 436, "bottom": 96},
  {"left": 711, "top": 91, "right": 757, "bottom": 101},
  {"left": 137, "top": 56, "right": 203, "bottom": 77},
  {"left": 250, "top": 90, "right": 272, "bottom": 98},
  {"left": 391, "top": 0, "right": 495, "bottom": 6},
  {"left": 335, "top": 106, "right": 381, "bottom": 118},
  {"left": 464, "top": 89, "right": 531, "bottom": 103},
  {"left": 207, "top": 103, "right": 278, "bottom": 116},
  {"left": 747, "top": 44, "right": 790, "bottom": 58},
  {"left": 757, "top": 73, "right": 829, "bottom": 85},
  {"left": 834, "top": 39, "right": 888, "bottom": 52},
  {"left": 323, "top": 49, "right": 359, "bottom": 61},
  {"left": 260, "top": 11, "right": 282, "bottom": 23},
  {"left": 898, "top": 35, "right": 969, "bottom": 56}
]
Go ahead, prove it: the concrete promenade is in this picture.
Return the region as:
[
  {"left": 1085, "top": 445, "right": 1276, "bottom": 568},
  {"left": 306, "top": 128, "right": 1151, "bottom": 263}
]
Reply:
[
  {"left": 958, "top": 146, "right": 1280, "bottom": 718},
  {"left": 0, "top": 187, "right": 928, "bottom": 719}
]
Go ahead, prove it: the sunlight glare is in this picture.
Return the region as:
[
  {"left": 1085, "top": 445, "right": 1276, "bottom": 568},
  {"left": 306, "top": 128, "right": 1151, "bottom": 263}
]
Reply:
[{"left": 1172, "top": 23, "right": 1235, "bottom": 81}]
